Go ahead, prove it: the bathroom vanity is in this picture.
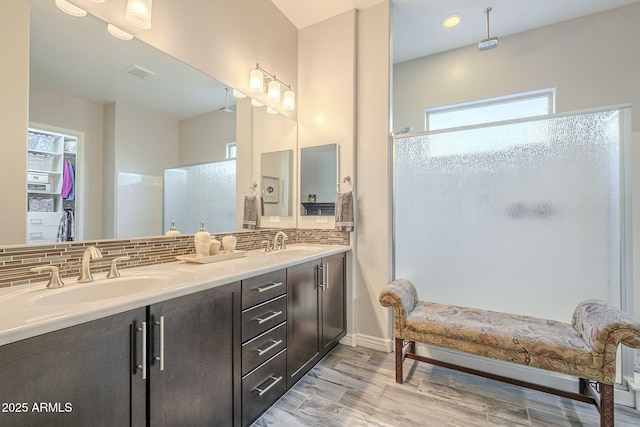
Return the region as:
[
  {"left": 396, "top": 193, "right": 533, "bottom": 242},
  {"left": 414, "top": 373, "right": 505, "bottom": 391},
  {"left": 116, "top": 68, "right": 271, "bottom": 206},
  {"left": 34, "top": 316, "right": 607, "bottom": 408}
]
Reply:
[{"left": 0, "top": 244, "right": 348, "bottom": 427}]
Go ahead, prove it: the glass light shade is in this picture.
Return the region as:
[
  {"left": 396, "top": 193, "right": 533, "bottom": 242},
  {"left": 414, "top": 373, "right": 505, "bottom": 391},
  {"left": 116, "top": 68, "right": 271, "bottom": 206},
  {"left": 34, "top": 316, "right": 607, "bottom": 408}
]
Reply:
[
  {"left": 249, "top": 69, "right": 264, "bottom": 92},
  {"left": 232, "top": 89, "right": 247, "bottom": 99},
  {"left": 267, "top": 80, "right": 281, "bottom": 102},
  {"left": 107, "top": 24, "right": 133, "bottom": 41},
  {"left": 55, "top": 0, "right": 87, "bottom": 17},
  {"left": 282, "top": 90, "right": 295, "bottom": 111},
  {"left": 90, "top": 0, "right": 106, "bottom": 3},
  {"left": 251, "top": 99, "right": 264, "bottom": 107},
  {"left": 126, "top": 0, "right": 153, "bottom": 30},
  {"left": 266, "top": 107, "right": 278, "bottom": 115}
]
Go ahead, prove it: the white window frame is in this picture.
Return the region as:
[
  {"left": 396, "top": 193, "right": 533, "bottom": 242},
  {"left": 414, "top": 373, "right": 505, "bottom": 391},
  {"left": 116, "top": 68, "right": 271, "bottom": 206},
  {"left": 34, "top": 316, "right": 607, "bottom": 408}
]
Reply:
[{"left": 425, "top": 89, "right": 555, "bottom": 132}]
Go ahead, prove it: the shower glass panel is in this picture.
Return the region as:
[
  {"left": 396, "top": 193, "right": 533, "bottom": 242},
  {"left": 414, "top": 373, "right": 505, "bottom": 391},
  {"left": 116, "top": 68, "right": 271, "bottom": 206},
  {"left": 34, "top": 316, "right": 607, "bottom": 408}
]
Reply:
[
  {"left": 393, "top": 109, "right": 628, "bottom": 323},
  {"left": 164, "top": 159, "right": 236, "bottom": 234}
]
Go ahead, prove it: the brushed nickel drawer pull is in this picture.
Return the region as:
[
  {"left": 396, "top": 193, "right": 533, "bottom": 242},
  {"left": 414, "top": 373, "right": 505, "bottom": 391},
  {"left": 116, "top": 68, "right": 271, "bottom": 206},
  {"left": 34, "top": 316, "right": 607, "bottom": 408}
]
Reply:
[
  {"left": 256, "top": 310, "right": 283, "bottom": 324},
  {"left": 256, "top": 339, "right": 283, "bottom": 356},
  {"left": 154, "top": 316, "right": 165, "bottom": 371},
  {"left": 256, "top": 282, "right": 284, "bottom": 292},
  {"left": 253, "top": 375, "right": 283, "bottom": 397}
]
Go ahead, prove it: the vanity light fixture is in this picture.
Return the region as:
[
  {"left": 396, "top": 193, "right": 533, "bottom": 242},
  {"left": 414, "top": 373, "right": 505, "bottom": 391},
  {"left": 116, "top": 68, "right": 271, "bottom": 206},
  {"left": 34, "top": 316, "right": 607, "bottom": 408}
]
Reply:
[
  {"left": 266, "top": 107, "right": 278, "bottom": 115},
  {"left": 55, "top": 0, "right": 88, "bottom": 17},
  {"left": 89, "top": 0, "right": 105, "bottom": 3},
  {"left": 126, "top": 0, "right": 153, "bottom": 30},
  {"left": 251, "top": 99, "right": 264, "bottom": 108},
  {"left": 249, "top": 63, "right": 295, "bottom": 111},
  {"left": 107, "top": 24, "right": 133, "bottom": 41}
]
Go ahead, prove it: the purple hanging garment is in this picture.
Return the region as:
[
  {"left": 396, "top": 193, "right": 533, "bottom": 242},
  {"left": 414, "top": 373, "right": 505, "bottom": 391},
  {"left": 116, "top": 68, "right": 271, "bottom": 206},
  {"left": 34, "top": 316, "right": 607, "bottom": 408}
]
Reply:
[{"left": 61, "top": 160, "right": 73, "bottom": 199}]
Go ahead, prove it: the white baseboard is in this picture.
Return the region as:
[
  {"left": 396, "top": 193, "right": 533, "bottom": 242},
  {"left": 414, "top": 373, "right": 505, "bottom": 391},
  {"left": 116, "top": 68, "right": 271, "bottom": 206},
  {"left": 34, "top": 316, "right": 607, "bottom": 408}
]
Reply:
[{"left": 350, "top": 334, "right": 637, "bottom": 407}]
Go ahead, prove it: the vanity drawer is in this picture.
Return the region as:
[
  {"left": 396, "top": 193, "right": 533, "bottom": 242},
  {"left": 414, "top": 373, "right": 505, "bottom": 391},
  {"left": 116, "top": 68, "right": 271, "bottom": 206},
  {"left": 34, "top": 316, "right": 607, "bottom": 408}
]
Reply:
[
  {"left": 242, "top": 295, "right": 287, "bottom": 342},
  {"left": 242, "top": 349, "right": 286, "bottom": 426},
  {"left": 242, "top": 322, "right": 286, "bottom": 376},
  {"left": 242, "top": 269, "right": 286, "bottom": 309}
]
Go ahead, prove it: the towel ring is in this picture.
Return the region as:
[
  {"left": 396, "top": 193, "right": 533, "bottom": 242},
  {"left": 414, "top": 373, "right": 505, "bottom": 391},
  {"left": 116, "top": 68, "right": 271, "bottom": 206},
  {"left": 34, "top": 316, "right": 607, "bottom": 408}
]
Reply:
[
  {"left": 337, "top": 176, "right": 352, "bottom": 191},
  {"left": 244, "top": 182, "right": 258, "bottom": 197}
]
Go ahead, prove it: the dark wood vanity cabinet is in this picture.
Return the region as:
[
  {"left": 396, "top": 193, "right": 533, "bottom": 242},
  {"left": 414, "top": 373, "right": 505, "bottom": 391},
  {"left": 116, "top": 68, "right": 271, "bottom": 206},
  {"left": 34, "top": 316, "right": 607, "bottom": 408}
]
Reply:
[
  {"left": 0, "top": 283, "right": 239, "bottom": 427},
  {"left": 147, "top": 282, "right": 239, "bottom": 427},
  {"left": 0, "top": 308, "right": 147, "bottom": 427},
  {"left": 286, "top": 253, "right": 346, "bottom": 388}
]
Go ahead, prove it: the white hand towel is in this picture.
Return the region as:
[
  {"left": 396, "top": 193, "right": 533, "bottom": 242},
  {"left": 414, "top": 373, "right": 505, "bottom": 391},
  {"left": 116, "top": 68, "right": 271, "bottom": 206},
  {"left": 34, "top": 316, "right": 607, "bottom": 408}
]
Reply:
[{"left": 335, "top": 191, "right": 354, "bottom": 232}]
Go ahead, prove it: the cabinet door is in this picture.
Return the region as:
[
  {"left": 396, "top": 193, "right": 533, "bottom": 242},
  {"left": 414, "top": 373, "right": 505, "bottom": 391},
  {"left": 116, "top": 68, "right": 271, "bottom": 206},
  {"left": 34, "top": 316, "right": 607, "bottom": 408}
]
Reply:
[
  {"left": 148, "top": 282, "right": 239, "bottom": 427},
  {"left": 286, "top": 260, "right": 321, "bottom": 388},
  {"left": 0, "top": 308, "right": 146, "bottom": 427},
  {"left": 321, "top": 253, "right": 346, "bottom": 354}
]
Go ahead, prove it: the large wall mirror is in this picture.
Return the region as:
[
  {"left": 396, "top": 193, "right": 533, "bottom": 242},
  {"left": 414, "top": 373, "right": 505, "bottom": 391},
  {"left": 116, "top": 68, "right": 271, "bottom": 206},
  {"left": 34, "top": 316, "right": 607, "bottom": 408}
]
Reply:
[
  {"left": 7, "top": 1, "right": 296, "bottom": 245},
  {"left": 299, "top": 144, "right": 338, "bottom": 216}
]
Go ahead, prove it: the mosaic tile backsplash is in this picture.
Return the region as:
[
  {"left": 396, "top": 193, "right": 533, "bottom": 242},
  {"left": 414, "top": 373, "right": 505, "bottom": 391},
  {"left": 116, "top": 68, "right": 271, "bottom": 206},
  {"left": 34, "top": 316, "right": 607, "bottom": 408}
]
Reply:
[{"left": 0, "top": 229, "right": 349, "bottom": 289}]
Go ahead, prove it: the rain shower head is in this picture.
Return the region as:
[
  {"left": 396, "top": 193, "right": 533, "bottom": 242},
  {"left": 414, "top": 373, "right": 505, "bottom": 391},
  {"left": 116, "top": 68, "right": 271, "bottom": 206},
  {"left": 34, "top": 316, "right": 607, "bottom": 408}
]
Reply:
[
  {"left": 478, "top": 7, "right": 498, "bottom": 51},
  {"left": 219, "top": 88, "right": 234, "bottom": 114}
]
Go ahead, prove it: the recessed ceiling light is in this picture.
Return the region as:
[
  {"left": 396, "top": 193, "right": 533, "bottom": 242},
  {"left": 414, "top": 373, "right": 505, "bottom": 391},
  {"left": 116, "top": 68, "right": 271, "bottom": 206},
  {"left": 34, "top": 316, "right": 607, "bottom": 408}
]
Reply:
[{"left": 442, "top": 14, "right": 462, "bottom": 28}]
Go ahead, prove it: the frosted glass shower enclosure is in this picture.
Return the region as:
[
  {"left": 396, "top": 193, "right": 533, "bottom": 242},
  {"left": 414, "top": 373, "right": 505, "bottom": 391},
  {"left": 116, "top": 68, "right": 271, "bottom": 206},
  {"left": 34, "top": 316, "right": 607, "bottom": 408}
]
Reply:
[
  {"left": 393, "top": 107, "right": 632, "bottom": 324},
  {"left": 164, "top": 159, "right": 236, "bottom": 234}
]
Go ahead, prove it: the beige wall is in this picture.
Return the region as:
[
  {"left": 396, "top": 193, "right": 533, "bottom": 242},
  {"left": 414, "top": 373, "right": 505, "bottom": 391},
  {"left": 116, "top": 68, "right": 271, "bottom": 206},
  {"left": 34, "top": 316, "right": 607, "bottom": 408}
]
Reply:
[
  {"left": 297, "top": 10, "right": 357, "bottom": 231},
  {"left": 355, "top": 2, "right": 392, "bottom": 346},
  {"left": 180, "top": 111, "right": 236, "bottom": 165},
  {"left": 0, "top": 0, "right": 29, "bottom": 245}
]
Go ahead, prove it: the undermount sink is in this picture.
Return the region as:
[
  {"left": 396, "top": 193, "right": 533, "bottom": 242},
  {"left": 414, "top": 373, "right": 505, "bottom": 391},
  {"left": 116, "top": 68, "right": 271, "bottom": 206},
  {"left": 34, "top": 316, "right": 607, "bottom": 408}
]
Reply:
[
  {"left": 267, "top": 245, "right": 325, "bottom": 257},
  {"left": 32, "top": 274, "right": 174, "bottom": 306}
]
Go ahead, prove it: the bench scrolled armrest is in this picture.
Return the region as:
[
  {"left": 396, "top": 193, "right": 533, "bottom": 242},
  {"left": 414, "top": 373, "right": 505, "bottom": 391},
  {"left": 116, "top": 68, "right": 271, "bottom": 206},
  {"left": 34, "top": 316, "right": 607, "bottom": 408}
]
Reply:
[
  {"left": 379, "top": 279, "right": 419, "bottom": 335},
  {"left": 572, "top": 300, "right": 640, "bottom": 377}
]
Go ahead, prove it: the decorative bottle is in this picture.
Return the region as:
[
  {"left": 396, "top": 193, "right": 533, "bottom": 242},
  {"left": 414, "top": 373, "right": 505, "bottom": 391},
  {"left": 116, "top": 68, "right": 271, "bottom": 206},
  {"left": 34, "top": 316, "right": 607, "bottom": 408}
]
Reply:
[
  {"left": 165, "top": 221, "right": 181, "bottom": 237},
  {"left": 194, "top": 221, "right": 211, "bottom": 257}
]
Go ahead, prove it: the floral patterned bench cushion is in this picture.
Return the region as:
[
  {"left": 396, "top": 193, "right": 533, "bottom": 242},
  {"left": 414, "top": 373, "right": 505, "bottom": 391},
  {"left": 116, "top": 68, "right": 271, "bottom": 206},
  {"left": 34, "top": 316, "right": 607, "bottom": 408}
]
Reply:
[{"left": 380, "top": 279, "right": 640, "bottom": 383}]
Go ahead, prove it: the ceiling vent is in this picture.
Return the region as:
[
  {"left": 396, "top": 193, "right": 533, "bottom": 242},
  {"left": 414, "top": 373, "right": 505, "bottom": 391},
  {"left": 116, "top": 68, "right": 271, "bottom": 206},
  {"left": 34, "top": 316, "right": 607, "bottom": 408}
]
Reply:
[{"left": 123, "top": 64, "right": 155, "bottom": 79}]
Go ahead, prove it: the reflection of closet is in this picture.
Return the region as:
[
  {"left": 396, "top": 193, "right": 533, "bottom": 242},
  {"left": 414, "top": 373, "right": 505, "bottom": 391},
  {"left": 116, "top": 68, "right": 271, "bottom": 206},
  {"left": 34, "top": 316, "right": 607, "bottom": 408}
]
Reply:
[{"left": 26, "top": 126, "right": 78, "bottom": 243}]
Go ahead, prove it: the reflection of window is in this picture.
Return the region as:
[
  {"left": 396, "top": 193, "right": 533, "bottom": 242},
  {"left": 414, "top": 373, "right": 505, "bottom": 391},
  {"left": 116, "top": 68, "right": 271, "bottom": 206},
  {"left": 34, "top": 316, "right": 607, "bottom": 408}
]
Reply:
[
  {"left": 226, "top": 142, "right": 237, "bottom": 159},
  {"left": 425, "top": 89, "right": 554, "bottom": 131}
]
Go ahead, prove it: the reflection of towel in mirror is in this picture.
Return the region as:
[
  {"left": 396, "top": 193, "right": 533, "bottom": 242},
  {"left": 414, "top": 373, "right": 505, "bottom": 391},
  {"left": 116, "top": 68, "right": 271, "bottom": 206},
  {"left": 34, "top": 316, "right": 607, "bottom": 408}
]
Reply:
[
  {"left": 335, "top": 191, "right": 354, "bottom": 232},
  {"left": 243, "top": 196, "right": 258, "bottom": 229}
]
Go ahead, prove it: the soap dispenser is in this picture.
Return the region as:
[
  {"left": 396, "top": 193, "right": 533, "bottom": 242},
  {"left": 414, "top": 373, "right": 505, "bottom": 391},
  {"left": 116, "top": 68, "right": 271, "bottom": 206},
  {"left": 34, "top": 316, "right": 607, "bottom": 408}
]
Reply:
[
  {"left": 165, "top": 220, "right": 181, "bottom": 236},
  {"left": 194, "top": 221, "right": 211, "bottom": 257}
]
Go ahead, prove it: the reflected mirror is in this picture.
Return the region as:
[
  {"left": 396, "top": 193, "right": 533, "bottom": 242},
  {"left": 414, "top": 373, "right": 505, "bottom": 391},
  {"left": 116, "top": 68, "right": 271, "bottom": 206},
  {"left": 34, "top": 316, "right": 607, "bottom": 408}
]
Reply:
[
  {"left": 6, "top": 1, "right": 296, "bottom": 246},
  {"left": 300, "top": 144, "right": 338, "bottom": 216},
  {"left": 261, "top": 151, "right": 293, "bottom": 217}
]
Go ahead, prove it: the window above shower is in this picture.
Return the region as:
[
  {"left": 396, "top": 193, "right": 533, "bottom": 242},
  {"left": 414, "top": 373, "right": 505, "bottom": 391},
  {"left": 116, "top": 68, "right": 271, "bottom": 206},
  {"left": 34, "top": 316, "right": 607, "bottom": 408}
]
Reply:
[{"left": 425, "top": 89, "right": 554, "bottom": 131}]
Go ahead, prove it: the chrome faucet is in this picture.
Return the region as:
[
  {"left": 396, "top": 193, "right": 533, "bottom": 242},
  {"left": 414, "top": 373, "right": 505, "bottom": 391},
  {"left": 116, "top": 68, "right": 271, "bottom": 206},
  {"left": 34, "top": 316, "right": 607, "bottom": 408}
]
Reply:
[
  {"left": 273, "top": 231, "right": 288, "bottom": 251},
  {"left": 78, "top": 246, "right": 103, "bottom": 283}
]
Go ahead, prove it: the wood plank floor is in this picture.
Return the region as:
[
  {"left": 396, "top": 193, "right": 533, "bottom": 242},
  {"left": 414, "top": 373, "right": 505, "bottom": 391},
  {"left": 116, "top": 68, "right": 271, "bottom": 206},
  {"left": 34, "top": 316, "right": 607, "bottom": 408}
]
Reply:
[{"left": 253, "top": 344, "right": 640, "bottom": 427}]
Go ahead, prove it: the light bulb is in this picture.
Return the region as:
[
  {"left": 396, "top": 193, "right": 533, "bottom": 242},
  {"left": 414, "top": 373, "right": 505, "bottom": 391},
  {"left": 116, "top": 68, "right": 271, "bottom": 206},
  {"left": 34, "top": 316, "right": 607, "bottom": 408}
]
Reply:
[
  {"left": 126, "top": 0, "right": 153, "bottom": 30},
  {"left": 282, "top": 89, "right": 295, "bottom": 111},
  {"left": 267, "top": 79, "right": 281, "bottom": 102},
  {"left": 249, "top": 69, "right": 264, "bottom": 92}
]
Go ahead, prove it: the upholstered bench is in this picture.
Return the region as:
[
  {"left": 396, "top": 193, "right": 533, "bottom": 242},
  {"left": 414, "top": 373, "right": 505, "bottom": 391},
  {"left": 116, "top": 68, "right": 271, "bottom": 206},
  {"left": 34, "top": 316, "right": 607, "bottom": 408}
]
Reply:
[{"left": 379, "top": 279, "right": 640, "bottom": 427}]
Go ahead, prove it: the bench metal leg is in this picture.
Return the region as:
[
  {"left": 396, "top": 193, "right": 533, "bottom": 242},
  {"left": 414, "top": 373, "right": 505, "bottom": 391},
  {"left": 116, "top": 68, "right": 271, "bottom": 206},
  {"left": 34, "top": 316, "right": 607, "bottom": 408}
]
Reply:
[{"left": 600, "top": 383, "right": 614, "bottom": 427}]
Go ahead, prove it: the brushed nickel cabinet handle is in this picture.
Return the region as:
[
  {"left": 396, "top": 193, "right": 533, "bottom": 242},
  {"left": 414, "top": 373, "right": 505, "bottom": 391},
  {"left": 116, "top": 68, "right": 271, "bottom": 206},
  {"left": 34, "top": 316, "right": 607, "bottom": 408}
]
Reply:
[
  {"left": 136, "top": 322, "right": 147, "bottom": 380},
  {"left": 256, "top": 339, "right": 283, "bottom": 356},
  {"left": 257, "top": 282, "right": 284, "bottom": 292},
  {"left": 256, "top": 311, "right": 283, "bottom": 324},
  {"left": 253, "top": 375, "right": 283, "bottom": 397},
  {"left": 154, "top": 316, "right": 165, "bottom": 371}
]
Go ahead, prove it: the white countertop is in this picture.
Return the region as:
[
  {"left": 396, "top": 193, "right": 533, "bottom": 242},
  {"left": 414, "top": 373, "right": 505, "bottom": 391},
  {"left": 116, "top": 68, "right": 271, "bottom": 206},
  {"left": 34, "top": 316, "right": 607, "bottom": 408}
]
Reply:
[{"left": 0, "top": 244, "right": 350, "bottom": 346}]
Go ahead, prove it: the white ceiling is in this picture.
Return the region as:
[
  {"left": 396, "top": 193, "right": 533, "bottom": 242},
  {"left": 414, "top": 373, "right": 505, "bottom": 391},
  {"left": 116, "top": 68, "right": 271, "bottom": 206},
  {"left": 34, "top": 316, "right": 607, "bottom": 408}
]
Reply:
[{"left": 271, "top": 0, "right": 640, "bottom": 63}]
